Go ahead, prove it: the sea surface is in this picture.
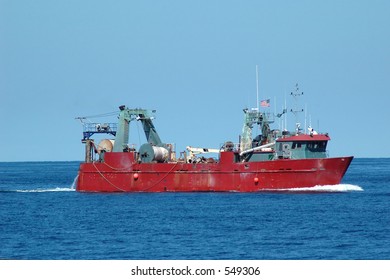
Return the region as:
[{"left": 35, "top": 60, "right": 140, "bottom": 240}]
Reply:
[{"left": 0, "top": 158, "right": 389, "bottom": 260}]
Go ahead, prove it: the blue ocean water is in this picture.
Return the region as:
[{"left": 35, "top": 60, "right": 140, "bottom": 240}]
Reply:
[{"left": 0, "top": 159, "right": 389, "bottom": 260}]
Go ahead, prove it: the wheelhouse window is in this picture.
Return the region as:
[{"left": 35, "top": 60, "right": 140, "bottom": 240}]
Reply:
[
  {"left": 307, "top": 141, "right": 327, "bottom": 152},
  {"left": 292, "top": 142, "right": 302, "bottom": 149},
  {"left": 290, "top": 141, "right": 327, "bottom": 152}
]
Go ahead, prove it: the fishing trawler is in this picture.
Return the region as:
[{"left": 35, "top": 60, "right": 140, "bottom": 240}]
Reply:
[{"left": 75, "top": 85, "right": 353, "bottom": 192}]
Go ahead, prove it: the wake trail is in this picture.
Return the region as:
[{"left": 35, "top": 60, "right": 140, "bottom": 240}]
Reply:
[
  {"left": 14, "top": 187, "right": 76, "bottom": 193},
  {"left": 269, "top": 184, "right": 363, "bottom": 192}
]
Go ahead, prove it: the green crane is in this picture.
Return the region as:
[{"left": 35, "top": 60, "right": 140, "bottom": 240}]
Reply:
[{"left": 113, "top": 106, "right": 163, "bottom": 152}]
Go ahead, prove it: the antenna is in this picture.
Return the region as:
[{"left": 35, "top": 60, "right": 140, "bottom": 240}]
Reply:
[
  {"left": 256, "top": 65, "right": 259, "bottom": 110},
  {"left": 284, "top": 92, "right": 287, "bottom": 131},
  {"left": 290, "top": 83, "right": 304, "bottom": 134},
  {"left": 304, "top": 103, "right": 307, "bottom": 134}
]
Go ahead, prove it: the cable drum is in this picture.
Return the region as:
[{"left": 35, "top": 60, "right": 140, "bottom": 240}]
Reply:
[
  {"left": 139, "top": 143, "right": 169, "bottom": 163},
  {"left": 97, "top": 139, "right": 115, "bottom": 154},
  {"left": 152, "top": 146, "right": 169, "bottom": 162}
]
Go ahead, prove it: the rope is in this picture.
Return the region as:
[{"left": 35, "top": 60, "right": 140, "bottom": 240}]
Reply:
[
  {"left": 92, "top": 161, "right": 179, "bottom": 192},
  {"left": 136, "top": 121, "right": 142, "bottom": 148},
  {"left": 82, "top": 110, "right": 119, "bottom": 119},
  {"left": 92, "top": 162, "right": 127, "bottom": 192},
  {"left": 102, "top": 160, "right": 133, "bottom": 171},
  {"left": 141, "top": 162, "right": 179, "bottom": 191}
]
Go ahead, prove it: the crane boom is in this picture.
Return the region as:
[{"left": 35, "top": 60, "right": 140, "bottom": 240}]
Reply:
[{"left": 186, "top": 146, "right": 220, "bottom": 158}]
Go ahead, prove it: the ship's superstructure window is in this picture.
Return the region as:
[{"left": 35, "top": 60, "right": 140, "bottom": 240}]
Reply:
[
  {"left": 292, "top": 142, "right": 302, "bottom": 149},
  {"left": 307, "top": 141, "right": 327, "bottom": 152}
]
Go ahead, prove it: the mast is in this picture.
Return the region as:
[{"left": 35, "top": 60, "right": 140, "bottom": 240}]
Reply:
[
  {"left": 304, "top": 103, "right": 307, "bottom": 134},
  {"left": 240, "top": 66, "right": 261, "bottom": 152},
  {"left": 284, "top": 93, "right": 287, "bottom": 131},
  {"left": 290, "top": 83, "right": 304, "bottom": 134},
  {"left": 256, "top": 65, "right": 259, "bottom": 110}
]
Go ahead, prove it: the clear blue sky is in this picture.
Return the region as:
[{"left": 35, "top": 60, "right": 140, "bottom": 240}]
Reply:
[{"left": 1, "top": 0, "right": 389, "bottom": 161}]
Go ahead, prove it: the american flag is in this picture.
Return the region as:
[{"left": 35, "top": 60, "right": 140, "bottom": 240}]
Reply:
[{"left": 260, "top": 99, "right": 270, "bottom": 107}]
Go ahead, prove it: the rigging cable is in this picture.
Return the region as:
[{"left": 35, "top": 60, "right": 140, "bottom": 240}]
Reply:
[{"left": 76, "top": 110, "right": 119, "bottom": 120}]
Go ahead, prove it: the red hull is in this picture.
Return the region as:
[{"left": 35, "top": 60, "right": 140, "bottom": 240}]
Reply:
[{"left": 76, "top": 152, "right": 353, "bottom": 192}]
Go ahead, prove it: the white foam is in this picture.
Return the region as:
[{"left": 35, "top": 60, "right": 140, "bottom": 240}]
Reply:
[
  {"left": 273, "top": 184, "right": 363, "bottom": 192},
  {"left": 70, "top": 175, "right": 78, "bottom": 190},
  {"left": 15, "top": 187, "right": 76, "bottom": 193}
]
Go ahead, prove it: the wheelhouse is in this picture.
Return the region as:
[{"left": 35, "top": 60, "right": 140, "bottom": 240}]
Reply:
[{"left": 276, "top": 134, "right": 330, "bottom": 159}]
